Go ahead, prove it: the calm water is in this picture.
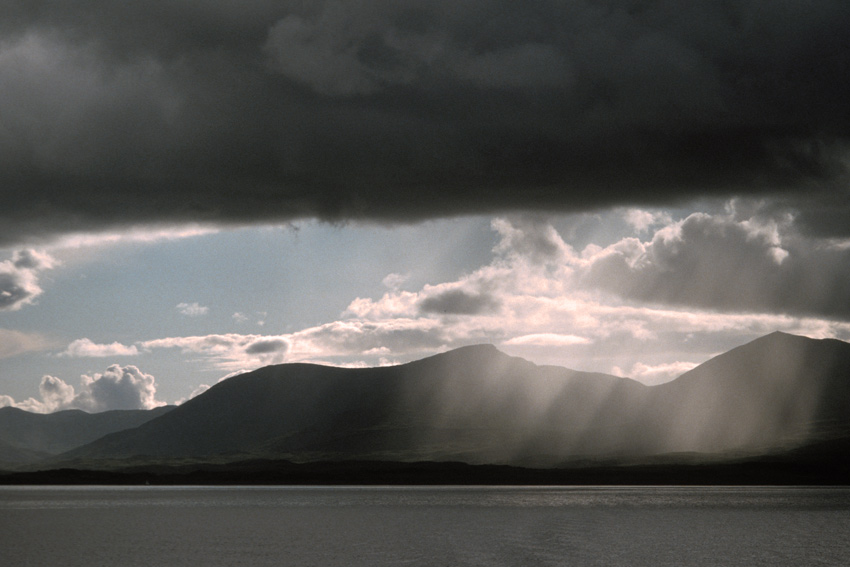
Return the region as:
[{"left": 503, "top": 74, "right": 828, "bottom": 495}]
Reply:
[{"left": 1, "top": 486, "right": 849, "bottom": 566}]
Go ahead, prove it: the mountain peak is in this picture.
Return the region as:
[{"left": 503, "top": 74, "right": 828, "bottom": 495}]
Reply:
[
  {"left": 411, "top": 343, "right": 523, "bottom": 369},
  {"left": 740, "top": 330, "right": 835, "bottom": 353},
  {"left": 437, "top": 343, "right": 504, "bottom": 357}
]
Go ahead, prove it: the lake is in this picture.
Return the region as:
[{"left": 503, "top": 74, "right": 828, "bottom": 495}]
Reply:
[{"left": 1, "top": 486, "right": 849, "bottom": 566}]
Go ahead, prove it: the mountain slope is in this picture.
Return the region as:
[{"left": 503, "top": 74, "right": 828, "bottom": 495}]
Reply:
[
  {"left": 0, "top": 405, "right": 174, "bottom": 465},
  {"left": 59, "top": 345, "right": 646, "bottom": 466},
  {"left": 0, "top": 437, "right": 51, "bottom": 466},
  {"left": 50, "top": 333, "right": 850, "bottom": 469},
  {"left": 643, "top": 331, "right": 850, "bottom": 454}
]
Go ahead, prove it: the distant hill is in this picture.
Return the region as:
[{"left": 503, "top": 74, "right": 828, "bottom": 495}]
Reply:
[
  {"left": 0, "top": 405, "right": 174, "bottom": 466},
  {"left": 56, "top": 345, "right": 647, "bottom": 467},
  {"left": 0, "top": 437, "right": 50, "bottom": 466},
  {"left": 639, "top": 331, "right": 850, "bottom": 455},
  {"left": 52, "top": 333, "right": 850, "bottom": 470}
]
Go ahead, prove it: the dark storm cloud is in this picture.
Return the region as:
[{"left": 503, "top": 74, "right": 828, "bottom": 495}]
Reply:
[{"left": 1, "top": 0, "right": 849, "bottom": 245}]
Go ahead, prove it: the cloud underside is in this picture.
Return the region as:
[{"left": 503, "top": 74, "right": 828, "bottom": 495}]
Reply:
[
  {"left": 0, "top": 1, "right": 849, "bottom": 245},
  {"left": 62, "top": 203, "right": 850, "bottom": 383}
]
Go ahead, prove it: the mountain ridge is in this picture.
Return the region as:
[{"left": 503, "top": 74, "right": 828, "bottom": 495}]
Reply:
[
  {"left": 0, "top": 405, "right": 174, "bottom": 465},
  {"left": 5, "top": 332, "right": 850, "bottom": 477},
  {"left": 50, "top": 344, "right": 645, "bottom": 466}
]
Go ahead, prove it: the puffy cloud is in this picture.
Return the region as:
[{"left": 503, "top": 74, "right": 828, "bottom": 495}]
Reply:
[
  {"left": 491, "top": 217, "right": 571, "bottom": 263},
  {"left": 302, "top": 209, "right": 850, "bottom": 369},
  {"left": 0, "top": 2, "right": 848, "bottom": 246},
  {"left": 176, "top": 302, "right": 209, "bottom": 317},
  {"left": 60, "top": 338, "right": 140, "bottom": 357},
  {"left": 34, "top": 375, "right": 76, "bottom": 412},
  {"left": 622, "top": 209, "right": 672, "bottom": 233},
  {"left": 11, "top": 249, "right": 55, "bottom": 270},
  {"left": 76, "top": 365, "right": 164, "bottom": 412},
  {"left": 580, "top": 202, "right": 850, "bottom": 318},
  {"left": 0, "top": 249, "right": 56, "bottom": 311},
  {"left": 4, "top": 365, "right": 166, "bottom": 413}
]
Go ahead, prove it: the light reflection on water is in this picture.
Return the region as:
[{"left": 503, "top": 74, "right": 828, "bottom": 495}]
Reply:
[
  {"left": 1, "top": 486, "right": 849, "bottom": 566},
  {"left": 3, "top": 484, "right": 849, "bottom": 509}
]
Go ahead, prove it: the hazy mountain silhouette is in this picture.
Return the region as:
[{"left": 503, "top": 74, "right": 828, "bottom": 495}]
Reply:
[
  {"left": 640, "top": 331, "right": 850, "bottom": 455},
  {"left": 10, "top": 332, "right": 850, "bottom": 472},
  {"left": 57, "top": 345, "right": 647, "bottom": 466},
  {"left": 0, "top": 406, "right": 173, "bottom": 465},
  {"left": 0, "top": 437, "right": 50, "bottom": 466}
]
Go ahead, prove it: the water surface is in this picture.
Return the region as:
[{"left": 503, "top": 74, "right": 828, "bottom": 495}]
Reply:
[{"left": 1, "top": 486, "right": 848, "bottom": 566}]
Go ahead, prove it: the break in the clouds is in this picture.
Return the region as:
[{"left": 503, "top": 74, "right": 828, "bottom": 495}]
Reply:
[
  {"left": 123, "top": 203, "right": 850, "bottom": 378},
  {"left": 0, "top": 1, "right": 848, "bottom": 246},
  {"left": 1, "top": 364, "right": 165, "bottom": 413}
]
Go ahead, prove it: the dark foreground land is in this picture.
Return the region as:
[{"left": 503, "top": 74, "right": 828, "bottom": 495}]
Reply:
[{"left": 3, "top": 442, "right": 849, "bottom": 486}]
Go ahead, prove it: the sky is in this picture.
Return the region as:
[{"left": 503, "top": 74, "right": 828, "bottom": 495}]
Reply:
[{"left": 1, "top": 0, "right": 849, "bottom": 412}]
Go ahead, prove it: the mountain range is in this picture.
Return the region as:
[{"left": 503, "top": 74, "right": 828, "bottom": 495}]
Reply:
[
  {"left": 2, "top": 332, "right": 850, "bottom": 481},
  {"left": 0, "top": 405, "right": 173, "bottom": 465}
]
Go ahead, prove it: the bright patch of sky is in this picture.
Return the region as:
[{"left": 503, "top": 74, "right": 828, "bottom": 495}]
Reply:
[{"left": 2, "top": 201, "right": 850, "bottom": 411}]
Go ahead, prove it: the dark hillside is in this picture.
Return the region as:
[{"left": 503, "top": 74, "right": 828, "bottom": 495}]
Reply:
[{"left": 0, "top": 405, "right": 174, "bottom": 464}]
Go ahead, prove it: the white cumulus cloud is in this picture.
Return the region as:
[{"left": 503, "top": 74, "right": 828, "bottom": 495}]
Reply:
[
  {"left": 4, "top": 364, "right": 166, "bottom": 413},
  {"left": 60, "top": 338, "right": 139, "bottom": 357}
]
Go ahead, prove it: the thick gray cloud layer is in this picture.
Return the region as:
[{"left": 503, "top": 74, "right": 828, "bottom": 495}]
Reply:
[{"left": 0, "top": 1, "right": 848, "bottom": 245}]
